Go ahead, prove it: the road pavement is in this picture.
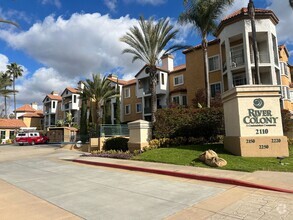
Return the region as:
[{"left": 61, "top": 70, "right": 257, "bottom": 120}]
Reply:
[{"left": 0, "top": 144, "right": 292, "bottom": 219}]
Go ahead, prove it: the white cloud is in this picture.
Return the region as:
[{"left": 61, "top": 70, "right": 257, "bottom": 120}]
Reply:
[
  {"left": 15, "top": 67, "right": 75, "bottom": 107},
  {"left": 105, "top": 0, "right": 117, "bottom": 11},
  {"left": 265, "top": 0, "right": 293, "bottom": 45},
  {"left": 41, "top": 0, "right": 61, "bottom": 9},
  {"left": 220, "top": 0, "right": 249, "bottom": 20},
  {"left": 0, "top": 13, "right": 144, "bottom": 80}
]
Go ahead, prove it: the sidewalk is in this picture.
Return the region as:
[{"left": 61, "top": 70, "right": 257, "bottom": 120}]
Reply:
[{"left": 71, "top": 156, "right": 293, "bottom": 193}]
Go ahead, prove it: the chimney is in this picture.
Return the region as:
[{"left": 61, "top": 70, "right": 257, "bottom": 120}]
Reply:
[
  {"left": 51, "top": 91, "right": 59, "bottom": 96},
  {"left": 31, "top": 102, "right": 38, "bottom": 110},
  {"left": 78, "top": 81, "right": 84, "bottom": 90},
  {"left": 161, "top": 54, "right": 174, "bottom": 71}
]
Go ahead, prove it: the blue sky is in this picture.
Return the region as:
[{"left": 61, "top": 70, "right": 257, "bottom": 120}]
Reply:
[{"left": 0, "top": 0, "right": 292, "bottom": 111}]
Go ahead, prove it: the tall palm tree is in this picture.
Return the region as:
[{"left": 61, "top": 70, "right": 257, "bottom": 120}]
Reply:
[
  {"left": 82, "top": 74, "right": 118, "bottom": 135},
  {"left": 120, "top": 16, "right": 186, "bottom": 123},
  {"left": 0, "top": 72, "right": 13, "bottom": 118},
  {"left": 0, "top": 72, "right": 14, "bottom": 118},
  {"left": 0, "top": 18, "right": 18, "bottom": 27},
  {"left": 6, "top": 63, "right": 23, "bottom": 117},
  {"left": 179, "top": 0, "right": 234, "bottom": 108}
]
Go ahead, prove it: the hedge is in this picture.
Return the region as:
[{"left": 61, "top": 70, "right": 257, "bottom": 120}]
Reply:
[{"left": 153, "top": 107, "right": 224, "bottom": 141}]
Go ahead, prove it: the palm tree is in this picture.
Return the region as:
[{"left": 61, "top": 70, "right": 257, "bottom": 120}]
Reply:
[
  {"left": 120, "top": 16, "right": 186, "bottom": 123},
  {"left": 6, "top": 63, "right": 23, "bottom": 117},
  {"left": 179, "top": 0, "right": 234, "bottom": 108},
  {"left": 0, "top": 18, "right": 18, "bottom": 27},
  {"left": 0, "top": 72, "right": 14, "bottom": 118},
  {"left": 82, "top": 74, "right": 118, "bottom": 136}
]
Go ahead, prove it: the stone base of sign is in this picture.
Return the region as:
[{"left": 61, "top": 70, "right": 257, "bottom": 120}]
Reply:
[
  {"left": 222, "top": 85, "right": 289, "bottom": 157},
  {"left": 224, "top": 136, "right": 289, "bottom": 157},
  {"left": 128, "top": 120, "right": 152, "bottom": 152},
  {"left": 128, "top": 142, "right": 149, "bottom": 152}
]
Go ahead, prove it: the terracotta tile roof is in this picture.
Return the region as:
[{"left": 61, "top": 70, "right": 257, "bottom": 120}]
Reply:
[
  {"left": 0, "top": 119, "right": 27, "bottom": 129},
  {"left": 124, "top": 79, "right": 137, "bottom": 86},
  {"left": 47, "top": 94, "right": 62, "bottom": 101},
  {"left": 183, "top": 39, "right": 220, "bottom": 54},
  {"left": 107, "top": 77, "right": 128, "bottom": 85},
  {"left": 15, "top": 104, "right": 36, "bottom": 112},
  {"left": 216, "top": 7, "right": 278, "bottom": 36},
  {"left": 19, "top": 112, "right": 44, "bottom": 118},
  {"left": 170, "top": 64, "right": 186, "bottom": 74},
  {"left": 66, "top": 87, "right": 78, "bottom": 93},
  {"left": 222, "top": 8, "right": 273, "bottom": 21}
]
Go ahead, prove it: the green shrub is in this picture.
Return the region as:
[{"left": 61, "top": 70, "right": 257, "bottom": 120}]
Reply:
[
  {"left": 281, "top": 109, "right": 293, "bottom": 133},
  {"left": 104, "top": 137, "right": 129, "bottom": 152},
  {"left": 153, "top": 107, "right": 224, "bottom": 142}
]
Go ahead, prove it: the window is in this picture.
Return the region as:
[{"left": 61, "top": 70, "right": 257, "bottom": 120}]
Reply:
[
  {"left": 124, "top": 88, "right": 130, "bottom": 98},
  {"left": 182, "top": 95, "right": 187, "bottom": 106},
  {"left": 73, "top": 95, "right": 77, "bottom": 103},
  {"left": 282, "top": 62, "right": 289, "bottom": 76},
  {"left": 53, "top": 101, "right": 56, "bottom": 108},
  {"left": 172, "top": 95, "right": 187, "bottom": 106},
  {"left": 231, "top": 45, "right": 244, "bottom": 67},
  {"left": 208, "top": 55, "right": 220, "bottom": 72},
  {"left": 233, "top": 73, "right": 246, "bottom": 86},
  {"left": 174, "top": 75, "right": 184, "bottom": 86},
  {"left": 210, "top": 83, "right": 221, "bottom": 98},
  {"left": 125, "top": 104, "right": 131, "bottom": 115},
  {"left": 172, "top": 96, "right": 180, "bottom": 104},
  {"left": 161, "top": 73, "right": 165, "bottom": 85},
  {"left": 282, "top": 86, "right": 290, "bottom": 100},
  {"left": 136, "top": 103, "right": 142, "bottom": 113},
  {"left": 9, "top": 131, "right": 14, "bottom": 139},
  {"left": 0, "top": 131, "right": 5, "bottom": 139}
]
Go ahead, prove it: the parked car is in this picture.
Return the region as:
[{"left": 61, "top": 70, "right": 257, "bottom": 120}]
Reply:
[{"left": 15, "top": 132, "right": 49, "bottom": 146}]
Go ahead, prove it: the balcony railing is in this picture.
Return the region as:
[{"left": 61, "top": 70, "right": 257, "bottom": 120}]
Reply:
[
  {"left": 144, "top": 107, "right": 151, "bottom": 114},
  {"left": 250, "top": 53, "right": 270, "bottom": 64}
]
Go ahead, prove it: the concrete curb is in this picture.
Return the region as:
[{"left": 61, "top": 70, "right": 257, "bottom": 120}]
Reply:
[{"left": 71, "top": 159, "right": 293, "bottom": 194}]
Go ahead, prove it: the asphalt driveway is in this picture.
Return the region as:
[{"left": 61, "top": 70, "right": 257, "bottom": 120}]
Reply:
[{"left": 0, "top": 145, "right": 224, "bottom": 219}]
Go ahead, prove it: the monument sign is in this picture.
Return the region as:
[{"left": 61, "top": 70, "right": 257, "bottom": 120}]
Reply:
[{"left": 222, "top": 85, "right": 289, "bottom": 157}]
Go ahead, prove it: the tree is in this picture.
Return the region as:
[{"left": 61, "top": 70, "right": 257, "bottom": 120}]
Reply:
[
  {"left": 82, "top": 74, "right": 118, "bottom": 136},
  {"left": 120, "top": 16, "right": 187, "bottom": 123},
  {"left": 79, "top": 92, "right": 88, "bottom": 143},
  {"left": 0, "top": 18, "right": 18, "bottom": 27},
  {"left": 179, "top": 0, "right": 234, "bottom": 108},
  {"left": 0, "top": 72, "right": 13, "bottom": 118},
  {"left": 115, "top": 78, "right": 121, "bottom": 124},
  {"left": 5, "top": 63, "right": 23, "bottom": 117}
]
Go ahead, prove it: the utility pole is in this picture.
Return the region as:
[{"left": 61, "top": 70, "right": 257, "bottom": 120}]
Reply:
[{"left": 248, "top": 0, "right": 261, "bottom": 84}]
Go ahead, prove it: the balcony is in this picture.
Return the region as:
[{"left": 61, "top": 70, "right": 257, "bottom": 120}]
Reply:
[
  {"left": 144, "top": 107, "right": 151, "bottom": 114},
  {"left": 250, "top": 53, "right": 270, "bottom": 64}
]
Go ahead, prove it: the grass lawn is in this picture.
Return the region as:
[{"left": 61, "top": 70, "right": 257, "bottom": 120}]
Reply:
[{"left": 133, "top": 144, "right": 293, "bottom": 172}]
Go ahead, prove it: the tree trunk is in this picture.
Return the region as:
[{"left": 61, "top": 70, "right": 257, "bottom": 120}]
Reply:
[
  {"left": 13, "top": 74, "right": 16, "bottom": 118},
  {"left": 80, "top": 97, "right": 88, "bottom": 143},
  {"left": 251, "top": 14, "right": 260, "bottom": 84},
  {"left": 202, "top": 38, "right": 210, "bottom": 108},
  {"left": 4, "top": 86, "right": 7, "bottom": 118},
  {"left": 150, "top": 67, "right": 157, "bottom": 124}
]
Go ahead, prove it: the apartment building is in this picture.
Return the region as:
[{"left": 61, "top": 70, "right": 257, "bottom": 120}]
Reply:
[
  {"left": 118, "top": 7, "right": 293, "bottom": 122},
  {"left": 42, "top": 7, "right": 292, "bottom": 126},
  {"left": 43, "top": 91, "right": 62, "bottom": 129}
]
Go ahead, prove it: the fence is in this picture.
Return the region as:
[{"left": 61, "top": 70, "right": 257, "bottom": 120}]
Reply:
[{"left": 100, "top": 124, "right": 129, "bottom": 137}]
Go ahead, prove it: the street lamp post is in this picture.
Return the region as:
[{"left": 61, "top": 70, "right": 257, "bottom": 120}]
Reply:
[{"left": 248, "top": 0, "right": 261, "bottom": 84}]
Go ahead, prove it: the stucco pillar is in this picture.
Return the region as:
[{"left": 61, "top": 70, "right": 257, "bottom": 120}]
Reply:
[
  {"left": 128, "top": 120, "right": 152, "bottom": 152},
  {"left": 222, "top": 85, "right": 289, "bottom": 157}
]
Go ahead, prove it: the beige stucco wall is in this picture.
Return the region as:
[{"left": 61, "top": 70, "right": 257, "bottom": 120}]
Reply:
[
  {"left": 184, "top": 43, "right": 221, "bottom": 105},
  {"left": 122, "top": 83, "right": 143, "bottom": 122}
]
